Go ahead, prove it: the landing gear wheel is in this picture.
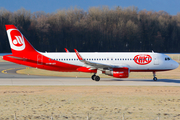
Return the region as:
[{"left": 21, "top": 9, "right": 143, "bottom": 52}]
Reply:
[
  {"left": 152, "top": 71, "right": 157, "bottom": 81},
  {"left": 91, "top": 75, "right": 96, "bottom": 80},
  {"left": 95, "top": 76, "right": 100, "bottom": 81},
  {"left": 153, "top": 77, "right": 157, "bottom": 81}
]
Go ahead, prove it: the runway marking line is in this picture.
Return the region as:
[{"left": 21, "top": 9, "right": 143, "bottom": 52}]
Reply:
[{"left": 1, "top": 67, "right": 26, "bottom": 74}]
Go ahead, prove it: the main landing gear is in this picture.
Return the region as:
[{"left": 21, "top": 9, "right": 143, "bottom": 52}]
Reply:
[
  {"left": 91, "top": 74, "right": 100, "bottom": 81},
  {"left": 153, "top": 71, "right": 157, "bottom": 81}
]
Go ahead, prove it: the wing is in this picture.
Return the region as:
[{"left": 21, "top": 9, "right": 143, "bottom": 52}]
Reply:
[{"left": 74, "top": 49, "right": 129, "bottom": 69}]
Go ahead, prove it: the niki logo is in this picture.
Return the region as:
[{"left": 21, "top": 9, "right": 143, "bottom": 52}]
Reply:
[
  {"left": 7, "top": 29, "right": 25, "bottom": 51},
  {"left": 134, "top": 54, "right": 152, "bottom": 65}
]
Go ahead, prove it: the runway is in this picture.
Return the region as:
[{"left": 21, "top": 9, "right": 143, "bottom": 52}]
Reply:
[{"left": 1, "top": 62, "right": 180, "bottom": 86}]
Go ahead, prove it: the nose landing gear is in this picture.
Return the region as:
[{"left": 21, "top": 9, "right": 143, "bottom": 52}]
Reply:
[{"left": 153, "top": 71, "right": 157, "bottom": 81}]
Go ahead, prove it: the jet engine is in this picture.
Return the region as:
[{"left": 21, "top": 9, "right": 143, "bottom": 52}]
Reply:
[{"left": 103, "top": 67, "right": 129, "bottom": 78}]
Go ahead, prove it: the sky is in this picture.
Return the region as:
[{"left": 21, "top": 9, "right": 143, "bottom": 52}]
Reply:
[{"left": 1, "top": 0, "right": 180, "bottom": 15}]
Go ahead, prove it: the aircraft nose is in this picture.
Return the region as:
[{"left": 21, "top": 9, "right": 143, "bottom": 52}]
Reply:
[{"left": 172, "top": 61, "right": 179, "bottom": 69}]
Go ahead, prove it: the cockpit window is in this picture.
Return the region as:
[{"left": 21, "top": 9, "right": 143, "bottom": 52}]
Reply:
[{"left": 165, "top": 57, "right": 171, "bottom": 61}]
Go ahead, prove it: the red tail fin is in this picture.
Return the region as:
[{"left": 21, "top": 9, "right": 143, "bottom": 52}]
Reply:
[{"left": 5, "top": 25, "right": 36, "bottom": 55}]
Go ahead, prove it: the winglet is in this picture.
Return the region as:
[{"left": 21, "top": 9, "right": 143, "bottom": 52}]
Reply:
[
  {"left": 74, "top": 49, "right": 83, "bottom": 60},
  {"left": 64, "top": 48, "right": 69, "bottom": 53}
]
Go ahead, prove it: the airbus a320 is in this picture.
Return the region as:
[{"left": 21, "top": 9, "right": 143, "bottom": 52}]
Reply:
[{"left": 3, "top": 25, "right": 179, "bottom": 81}]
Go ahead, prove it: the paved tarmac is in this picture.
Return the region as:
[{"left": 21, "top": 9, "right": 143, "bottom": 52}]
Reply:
[{"left": 1, "top": 62, "right": 180, "bottom": 86}]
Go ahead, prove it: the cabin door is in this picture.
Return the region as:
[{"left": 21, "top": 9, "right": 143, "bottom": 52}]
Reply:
[
  {"left": 37, "top": 55, "right": 43, "bottom": 65},
  {"left": 154, "top": 55, "right": 159, "bottom": 65}
]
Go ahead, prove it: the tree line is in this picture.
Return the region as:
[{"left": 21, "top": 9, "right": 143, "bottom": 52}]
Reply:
[{"left": 0, "top": 6, "right": 180, "bottom": 53}]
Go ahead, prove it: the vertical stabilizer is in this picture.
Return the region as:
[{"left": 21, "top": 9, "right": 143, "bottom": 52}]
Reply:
[{"left": 5, "top": 25, "right": 36, "bottom": 55}]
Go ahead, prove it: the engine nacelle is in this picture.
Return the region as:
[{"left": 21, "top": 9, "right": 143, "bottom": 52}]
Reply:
[{"left": 103, "top": 67, "right": 129, "bottom": 78}]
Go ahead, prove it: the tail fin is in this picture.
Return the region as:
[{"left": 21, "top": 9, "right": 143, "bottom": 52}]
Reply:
[{"left": 5, "top": 25, "right": 36, "bottom": 55}]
